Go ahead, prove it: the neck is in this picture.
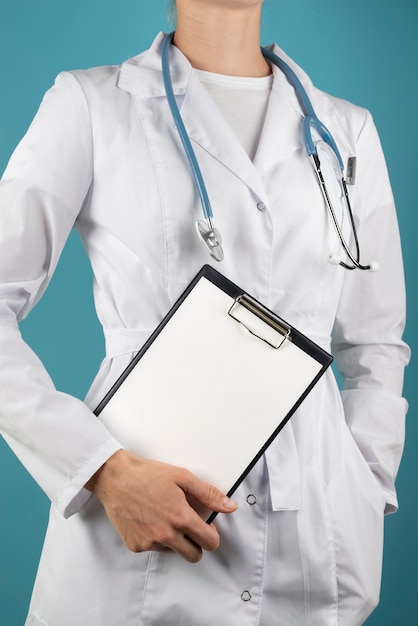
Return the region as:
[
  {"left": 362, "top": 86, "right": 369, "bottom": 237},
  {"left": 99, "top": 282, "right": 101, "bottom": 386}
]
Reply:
[{"left": 173, "top": 1, "right": 270, "bottom": 77}]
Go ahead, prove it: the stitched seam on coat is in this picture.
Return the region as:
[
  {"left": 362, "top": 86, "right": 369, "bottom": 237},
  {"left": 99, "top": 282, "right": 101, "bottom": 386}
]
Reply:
[{"left": 130, "top": 97, "right": 170, "bottom": 291}]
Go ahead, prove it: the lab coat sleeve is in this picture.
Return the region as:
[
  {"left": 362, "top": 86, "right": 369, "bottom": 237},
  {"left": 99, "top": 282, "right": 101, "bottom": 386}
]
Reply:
[
  {"left": 0, "top": 72, "right": 122, "bottom": 517},
  {"left": 331, "top": 110, "right": 410, "bottom": 514}
]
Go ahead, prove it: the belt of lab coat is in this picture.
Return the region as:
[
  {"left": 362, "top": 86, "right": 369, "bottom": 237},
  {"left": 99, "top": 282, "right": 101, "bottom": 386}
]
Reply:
[{"left": 102, "top": 328, "right": 331, "bottom": 512}]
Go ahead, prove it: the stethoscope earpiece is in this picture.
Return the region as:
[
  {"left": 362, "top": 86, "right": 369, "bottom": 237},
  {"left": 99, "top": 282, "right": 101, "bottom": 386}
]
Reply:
[
  {"left": 329, "top": 252, "right": 341, "bottom": 266},
  {"left": 328, "top": 252, "right": 379, "bottom": 272}
]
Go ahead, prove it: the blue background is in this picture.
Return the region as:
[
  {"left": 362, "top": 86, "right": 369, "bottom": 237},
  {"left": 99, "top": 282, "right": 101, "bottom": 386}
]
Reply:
[{"left": 0, "top": 1, "right": 416, "bottom": 623}]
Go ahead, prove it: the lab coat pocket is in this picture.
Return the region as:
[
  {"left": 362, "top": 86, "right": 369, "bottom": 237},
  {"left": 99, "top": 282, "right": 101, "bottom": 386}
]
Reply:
[
  {"left": 341, "top": 423, "right": 386, "bottom": 517},
  {"left": 319, "top": 375, "right": 386, "bottom": 517},
  {"left": 325, "top": 427, "right": 385, "bottom": 622}
]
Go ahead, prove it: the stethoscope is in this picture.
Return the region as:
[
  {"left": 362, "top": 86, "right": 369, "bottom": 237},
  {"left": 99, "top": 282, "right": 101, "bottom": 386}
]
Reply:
[{"left": 161, "top": 32, "right": 378, "bottom": 271}]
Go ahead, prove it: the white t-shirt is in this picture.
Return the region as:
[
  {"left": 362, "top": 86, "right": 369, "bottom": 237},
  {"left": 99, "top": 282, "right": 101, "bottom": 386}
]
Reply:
[{"left": 196, "top": 69, "right": 273, "bottom": 161}]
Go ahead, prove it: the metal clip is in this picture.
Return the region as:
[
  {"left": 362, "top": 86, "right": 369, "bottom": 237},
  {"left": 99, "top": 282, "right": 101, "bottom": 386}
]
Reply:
[
  {"left": 228, "top": 295, "right": 291, "bottom": 349},
  {"left": 346, "top": 157, "right": 357, "bottom": 185}
]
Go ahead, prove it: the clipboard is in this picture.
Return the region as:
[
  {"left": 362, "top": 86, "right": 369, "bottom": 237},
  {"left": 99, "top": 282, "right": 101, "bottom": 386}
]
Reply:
[{"left": 95, "top": 265, "right": 333, "bottom": 522}]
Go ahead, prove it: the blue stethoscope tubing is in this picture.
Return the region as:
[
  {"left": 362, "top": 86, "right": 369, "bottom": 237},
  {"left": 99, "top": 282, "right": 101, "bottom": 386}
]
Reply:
[{"left": 161, "top": 32, "right": 377, "bottom": 271}]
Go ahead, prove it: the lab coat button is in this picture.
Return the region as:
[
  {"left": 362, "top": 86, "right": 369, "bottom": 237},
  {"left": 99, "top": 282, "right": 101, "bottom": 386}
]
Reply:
[
  {"left": 257, "top": 202, "right": 266, "bottom": 212},
  {"left": 241, "top": 591, "right": 252, "bottom": 602},
  {"left": 246, "top": 494, "right": 257, "bottom": 505}
]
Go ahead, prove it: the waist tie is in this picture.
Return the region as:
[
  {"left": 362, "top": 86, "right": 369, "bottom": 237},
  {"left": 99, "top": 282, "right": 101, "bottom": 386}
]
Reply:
[
  {"left": 305, "top": 333, "right": 332, "bottom": 352},
  {"left": 265, "top": 422, "right": 301, "bottom": 511},
  {"left": 84, "top": 329, "right": 154, "bottom": 410},
  {"left": 104, "top": 328, "right": 153, "bottom": 359}
]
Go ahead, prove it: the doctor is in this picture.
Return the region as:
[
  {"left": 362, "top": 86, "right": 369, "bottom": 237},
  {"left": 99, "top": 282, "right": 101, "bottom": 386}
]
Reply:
[{"left": 0, "top": 0, "right": 410, "bottom": 624}]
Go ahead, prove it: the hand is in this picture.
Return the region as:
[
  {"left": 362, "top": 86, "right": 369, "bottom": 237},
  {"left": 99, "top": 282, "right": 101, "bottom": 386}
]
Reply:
[{"left": 85, "top": 449, "right": 237, "bottom": 563}]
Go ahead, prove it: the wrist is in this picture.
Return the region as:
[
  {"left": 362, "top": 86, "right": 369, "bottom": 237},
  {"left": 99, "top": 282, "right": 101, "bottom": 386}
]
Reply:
[{"left": 84, "top": 448, "right": 126, "bottom": 494}]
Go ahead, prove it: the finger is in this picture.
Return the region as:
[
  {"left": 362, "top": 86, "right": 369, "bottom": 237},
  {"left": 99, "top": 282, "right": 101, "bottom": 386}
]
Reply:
[
  {"left": 179, "top": 472, "right": 238, "bottom": 514},
  {"left": 154, "top": 543, "right": 175, "bottom": 554},
  {"left": 184, "top": 516, "right": 221, "bottom": 553},
  {"left": 156, "top": 533, "right": 204, "bottom": 563}
]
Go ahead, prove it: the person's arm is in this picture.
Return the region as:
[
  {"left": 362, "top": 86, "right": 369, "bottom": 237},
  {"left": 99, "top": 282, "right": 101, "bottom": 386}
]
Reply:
[
  {"left": 0, "top": 72, "right": 123, "bottom": 517},
  {"left": 331, "top": 110, "right": 410, "bottom": 513},
  {"left": 0, "top": 72, "right": 237, "bottom": 556}
]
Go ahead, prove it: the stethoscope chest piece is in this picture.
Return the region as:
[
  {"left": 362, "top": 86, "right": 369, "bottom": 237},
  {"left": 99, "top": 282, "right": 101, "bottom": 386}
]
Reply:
[{"left": 196, "top": 219, "right": 224, "bottom": 262}]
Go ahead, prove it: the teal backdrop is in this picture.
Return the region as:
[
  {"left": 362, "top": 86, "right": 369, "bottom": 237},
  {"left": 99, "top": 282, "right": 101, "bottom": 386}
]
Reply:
[{"left": 0, "top": 1, "right": 416, "bottom": 624}]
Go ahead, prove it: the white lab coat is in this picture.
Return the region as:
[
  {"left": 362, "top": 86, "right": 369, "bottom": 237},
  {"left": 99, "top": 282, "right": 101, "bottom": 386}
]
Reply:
[{"left": 0, "top": 32, "right": 410, "bottom": 625}]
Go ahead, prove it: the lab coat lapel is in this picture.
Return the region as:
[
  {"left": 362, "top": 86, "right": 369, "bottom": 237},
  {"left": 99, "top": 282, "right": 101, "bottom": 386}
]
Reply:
[
  {"left": 117, "top": 35, "right": 337, "bottom": 202},
  {"left": 252, "top": 56, "right": 304, "bottom": 175},
  {"left": 178, "top": 71, "right": 269, "bottom": 200},
  {"left": 118, "top": 32, "right": 268, "bottom": 201},
  {"left": 253, "top": 43, "right": 341, "bottom": 175},
  {"left": 180, "top": 46, "right": 308, "bottom": 187}
]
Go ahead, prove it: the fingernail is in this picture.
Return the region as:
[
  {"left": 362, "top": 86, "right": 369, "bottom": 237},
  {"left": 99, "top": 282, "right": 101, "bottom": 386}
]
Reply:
[{"left": 222, "top": 497, "right": 237, "bottom": 509}]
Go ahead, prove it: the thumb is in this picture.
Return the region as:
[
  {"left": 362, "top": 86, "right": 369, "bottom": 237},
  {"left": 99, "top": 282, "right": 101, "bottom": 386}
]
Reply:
[{"left": 181, "top": 473, "right": 238, "bottom": 514}]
